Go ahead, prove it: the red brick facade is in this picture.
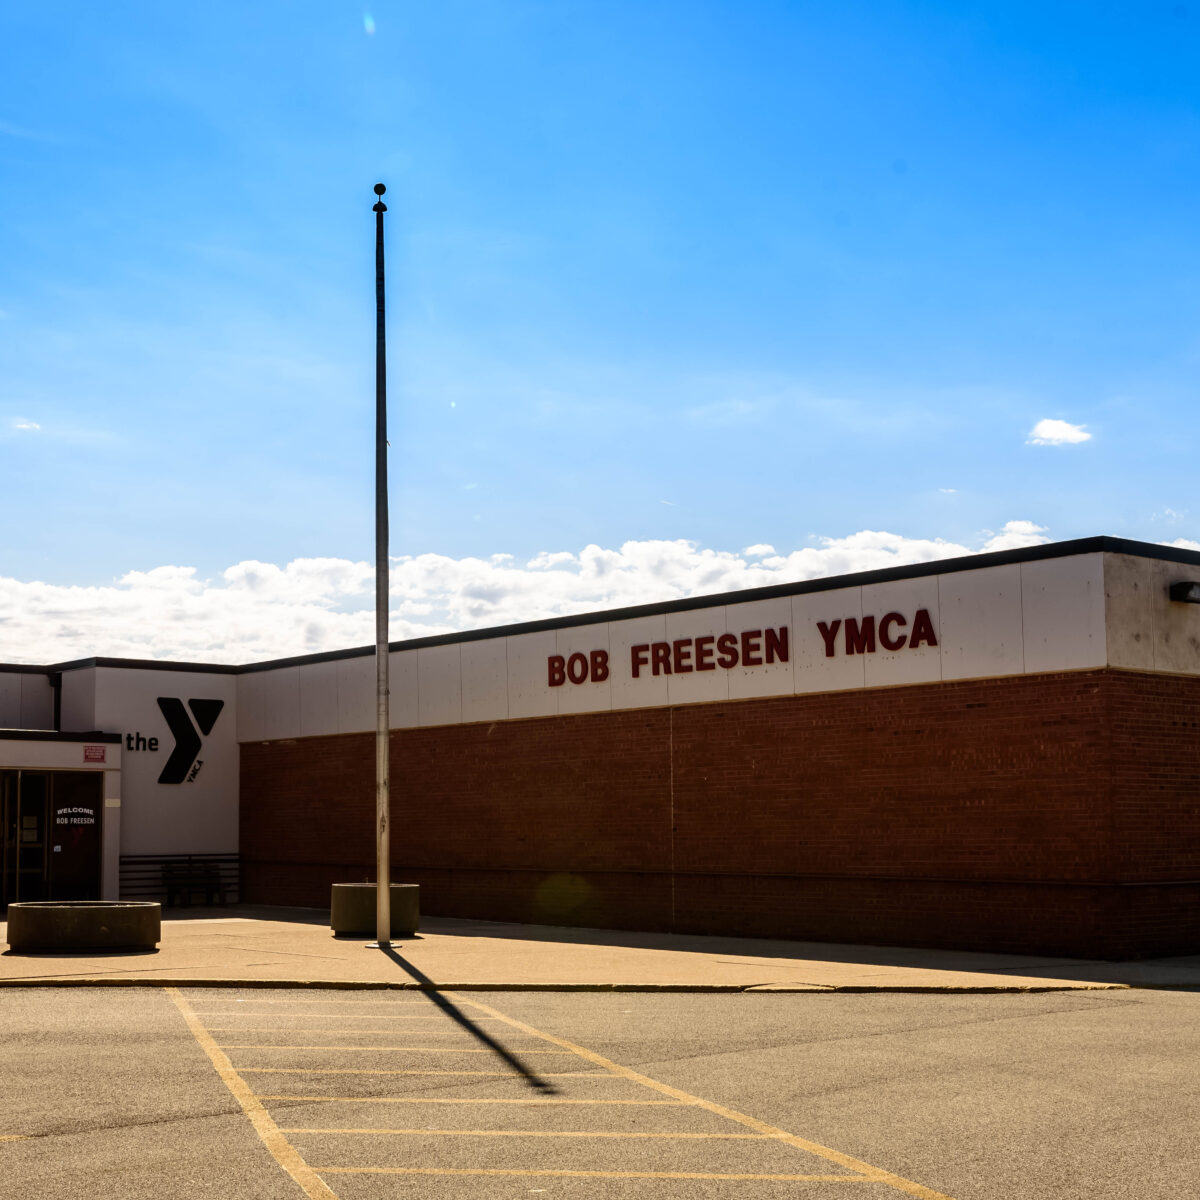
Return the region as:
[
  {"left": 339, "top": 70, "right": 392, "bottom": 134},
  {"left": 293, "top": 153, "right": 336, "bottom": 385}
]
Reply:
[{"left": 239, "top": 668, "right": 1200, "bottom": 958}]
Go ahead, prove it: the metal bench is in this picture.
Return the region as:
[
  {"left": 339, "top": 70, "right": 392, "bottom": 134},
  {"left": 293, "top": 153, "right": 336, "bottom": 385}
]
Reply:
[{"left": 119, "top": 854, "right": 239, "bottom": 907}]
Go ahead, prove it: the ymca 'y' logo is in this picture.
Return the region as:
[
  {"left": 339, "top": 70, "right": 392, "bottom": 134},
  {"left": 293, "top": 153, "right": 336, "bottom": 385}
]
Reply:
[{"left": 156, "top": 698, "right": 224, "bottom": 785}]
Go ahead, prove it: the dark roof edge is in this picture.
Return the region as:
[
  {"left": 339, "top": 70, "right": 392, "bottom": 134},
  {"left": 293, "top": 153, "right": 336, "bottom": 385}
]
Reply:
[
  {"left": 5, "top": 535, "right": 1200, "bottom": 677},
  {"left": 47, "top": 657, "right": 241, "bottom": 676},
  {"left": 0, "top": 729, "right": 122, "bottom": 744}
]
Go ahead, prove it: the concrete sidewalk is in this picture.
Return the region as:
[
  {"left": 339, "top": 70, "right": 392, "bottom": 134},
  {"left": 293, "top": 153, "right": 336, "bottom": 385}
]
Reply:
[{"left": 2, "top": 905, "right": 1198, "bottom": 991}]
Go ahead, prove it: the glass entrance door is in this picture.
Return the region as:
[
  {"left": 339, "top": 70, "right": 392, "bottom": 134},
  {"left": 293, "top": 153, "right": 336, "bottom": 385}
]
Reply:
[
  {"left": 2, "top": 770, "right": 103, "bottom": 907},
  {"left": 0, "top": 771, "right": 15, "bottom": 906},
  {"left": 1, "top": 771, "right": 50, "bottom": 906}
]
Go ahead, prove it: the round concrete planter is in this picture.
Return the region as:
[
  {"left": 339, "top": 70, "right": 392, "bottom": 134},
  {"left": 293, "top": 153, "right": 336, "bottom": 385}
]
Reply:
[
  {"left": 330, "top": 883, "right": 419, "bottom": 937},
  {"left": 5, "top": 901, "right": 161, "bottom": 952}
]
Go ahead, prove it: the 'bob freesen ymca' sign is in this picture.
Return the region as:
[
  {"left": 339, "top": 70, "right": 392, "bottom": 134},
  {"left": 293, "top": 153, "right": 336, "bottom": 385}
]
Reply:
[{"left": 548, "top": 609, "right": 939, "bottom": 686}]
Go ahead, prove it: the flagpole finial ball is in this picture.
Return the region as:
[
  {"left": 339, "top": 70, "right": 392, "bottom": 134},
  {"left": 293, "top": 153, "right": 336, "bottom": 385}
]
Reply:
[{"left": 374, "top": 183, "right": 386, "bottom": 196}]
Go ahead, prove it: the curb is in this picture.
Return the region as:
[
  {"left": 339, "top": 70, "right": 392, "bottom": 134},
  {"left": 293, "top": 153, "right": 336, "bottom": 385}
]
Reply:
[{"left": 0, "top": 977, "right": 1134, "bottom": 993}]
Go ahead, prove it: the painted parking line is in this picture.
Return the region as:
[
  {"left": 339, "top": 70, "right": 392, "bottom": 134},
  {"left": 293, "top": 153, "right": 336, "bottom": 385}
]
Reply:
[
  {"left": 314, "top": 1165, "right": 874, "bottom": 1181},
  {"left": 238, "top": 1067, "right": 604, "bottom": 1076},
  {"left": 191, "top": 1012, "right": 509, "bottom": 1020},
  {"left": 442, "top": 991, "right": 958, "bottom": 1200},
  {"left": 204, "top": 1027, "right": 527, "bottom": 1035},
  {"left": 216, "top": 1043, "right": 577, "bottom": 1053},
  {"left": 167, "top": 988, "right": 337, "bottom": 1200},
  {"left": 188, "top": 998, "right": 439, "bottom": 1007},
  {"left": 174, "top": 987, "right": 958, "bottom": 1200},
  {"left": 206, "top": 1028, "right": 561, "bottom": 1049},
  {"left": 281, "top": 1128, "right": 775, "bottom": 1139},
  {"left": 259, "top": 1095, "right": 689, "bottom": 1105}
]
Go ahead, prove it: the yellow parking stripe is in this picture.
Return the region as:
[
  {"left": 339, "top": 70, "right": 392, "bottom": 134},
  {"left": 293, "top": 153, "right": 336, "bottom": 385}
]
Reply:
[
  {"left": 205, "top": 1027, "right": 516, "bottom": 1036},
  {"left": 218, "top": 1044, "right": 575, "bottom": 1054},
  {"left": 282, "top": 1127, "right": 772, "bottom": 1139},
  {"left": 449, "top": 993, "right": 958, "bottom": 1200},
  {"left": 192, "top": 1012, "right": 505, "bottom": 1021},
  {"left": 166, "top": 989, "right": 337, "bottom": 1200},
  {"left": 314, "top": 1166, "right": 869, "bottom": 1181},
  {"left": 189, "top": 999, "right": 435, "bottom": 1008},
  {"left": 259, "top": 1095, "right": 687, "bottom": 1105},
  {"left": 240, "top": 1067, "right": 604, "bottom": 1076}
]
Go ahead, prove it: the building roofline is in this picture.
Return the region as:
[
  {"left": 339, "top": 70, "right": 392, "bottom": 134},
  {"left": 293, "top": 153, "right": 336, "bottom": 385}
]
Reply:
[
  {"left": 0, "top": 729, "right": 122, "bottom": 744},
  {"left": 6, "top": 535, "right": 1200, "bottom": 677}
]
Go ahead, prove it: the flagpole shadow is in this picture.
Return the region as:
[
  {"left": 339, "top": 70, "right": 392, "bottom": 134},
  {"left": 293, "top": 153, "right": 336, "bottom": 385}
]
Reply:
[{"left": 379, "top": 945, "right": 558, "bottom": 1094}]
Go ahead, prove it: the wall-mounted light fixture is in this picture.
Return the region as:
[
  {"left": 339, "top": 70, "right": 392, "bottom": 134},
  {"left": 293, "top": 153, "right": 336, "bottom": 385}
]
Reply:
[{"left": 1168, "top": 581, "right": 1200, "bottom": 604}]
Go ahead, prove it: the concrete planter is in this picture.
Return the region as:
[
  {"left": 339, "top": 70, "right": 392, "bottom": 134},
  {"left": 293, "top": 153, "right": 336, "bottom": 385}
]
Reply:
[
  {"left": 330, "top": 883, "right": 419, "bottom": 937},
  {"left": 5, "top": 901, "right": 161, "bottom": 952}
]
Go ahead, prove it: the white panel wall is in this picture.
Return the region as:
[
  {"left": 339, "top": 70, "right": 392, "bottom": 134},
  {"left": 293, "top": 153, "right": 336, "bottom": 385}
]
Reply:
[
  {"left": 0, "top": 672, "right": 23, "bottom": 728},
  {"left": 391, "top": 649, "right": 420, "bottom": 729},
  {"left": 460, "top": 638, "right": 509, "bottom": 723},
  {"left": 1104, "top": 554, "right": 1154, "bottom": 671},
  {"left": 236, "top": 670, "right": 266, "bottom": 742},
  {"left": 1103, "top": 551, "right": 1200, "bottom": 675},
  {"left": 94, "top": 667, "right": 238, "bottom": 856},
  {"left": 299, "top": 660, "right": 339, "bottom": 738},
  {"left": 862, "top": 575, "right": 942, "bottom": 688},
  {"left": 417, "top": 643, "right": 462, "bottom": 727},
  {"left": 0, "top": 738, "right": 120, "bottom": 771},
  {"left": 59, "top": 667, "right": 97, "bottom": 732},
  {"left": 793, "top": 586, "right": 866, "bottom": 694},
  {"left": 664, "top": 606, "right": 729, "bottom": 706},
  {"left": 235, "top": 550, "right": 1200, "bottom": 743},
  {"left": 507, "top": 631, "right": 558, "bottom": 720},
  {"left": 609, "top": 615, "right": 670, "bottom": 710},
  {"left": 19, "top": 673, "right": 54, "bottom": 730},
  {"left": 262, "top": 666, "right": 301, "bottom": 741},
  {"left": 1148, "top": 556, "right": 1200, "bottom": 674},
  {"left": 336, "top": 655, "right": 374, "bottom": 734},
  {"left": 939, "top": 565, "right": 1023, "bottom": 681},
  {"left": 726, "top": 598, "right": 793, "bottom": 701},
  {"left": 1023, "top": 555, "right": 1106, "bottom": 672},
  {"left": 556, "top": 622, "right": 613, "bottom": 715}
]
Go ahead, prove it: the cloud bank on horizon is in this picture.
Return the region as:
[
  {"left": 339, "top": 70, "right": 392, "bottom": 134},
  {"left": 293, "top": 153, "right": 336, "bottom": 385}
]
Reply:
[{"left": 5, "top": 520, "right": 1163, "bottom": 667}]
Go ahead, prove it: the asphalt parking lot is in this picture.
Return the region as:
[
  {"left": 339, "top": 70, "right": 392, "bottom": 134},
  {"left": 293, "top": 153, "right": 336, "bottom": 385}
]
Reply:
[{"left": 1, "top": 986, "right": 1198, "bottom": 1199}]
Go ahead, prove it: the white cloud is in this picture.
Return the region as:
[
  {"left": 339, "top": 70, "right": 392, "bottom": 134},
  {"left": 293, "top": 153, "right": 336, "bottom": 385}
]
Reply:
[
  {"left": 12, "top": 418, "right": 40, "bottom": 431},
  {"left": 1166, "top": 537, "right": 1200, "bottom": 552},
  {"left": 938, "top": 487, "right": 957, "bottom": 494},
  {"left": 979, "top": 520, "right": 1049, "bottom": 551},
  {"left": 0, "top": 525, "right": 1054, "bottom": 665},
  {"left": 1027, "top": 418, "right": 1091, "bottom": 446}
]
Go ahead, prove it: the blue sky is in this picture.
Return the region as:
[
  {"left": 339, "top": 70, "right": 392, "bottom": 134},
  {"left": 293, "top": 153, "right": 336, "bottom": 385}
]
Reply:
[{"left": 2, "top": 1, "right": 1200, "bottom": 659}]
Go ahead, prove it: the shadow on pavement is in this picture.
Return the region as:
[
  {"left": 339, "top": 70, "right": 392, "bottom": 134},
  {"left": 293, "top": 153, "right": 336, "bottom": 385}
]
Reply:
[
  {"left": 160, "top": 904, "right": 332, "bottom": 924},
  {"left": 411, "top": 916, "right": 1200, "bottom": 979},
  {"left": 1, "top": 946, "right": 160, "bottom": 958},
  {"left": 140, "top": 904, "right": 1200, "bottom": 992},
  {"left": 380, "top": 944, "right": 558, "bottom": 1093}
]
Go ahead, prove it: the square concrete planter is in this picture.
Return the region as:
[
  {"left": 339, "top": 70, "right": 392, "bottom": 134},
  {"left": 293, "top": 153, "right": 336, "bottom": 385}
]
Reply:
[{"left": 330, "top": 883, "right": 419, "bottom": 937}]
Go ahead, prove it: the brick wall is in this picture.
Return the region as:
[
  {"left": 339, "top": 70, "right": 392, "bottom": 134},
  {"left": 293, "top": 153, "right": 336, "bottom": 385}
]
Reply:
[{"left": 239, "top": 669, "right": 1200, "bottom": 958}]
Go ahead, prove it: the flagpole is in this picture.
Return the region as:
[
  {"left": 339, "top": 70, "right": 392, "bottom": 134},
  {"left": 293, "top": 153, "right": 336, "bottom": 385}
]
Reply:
[{"left": 372, "top": 182, "right": 392, "bottom": 948}]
